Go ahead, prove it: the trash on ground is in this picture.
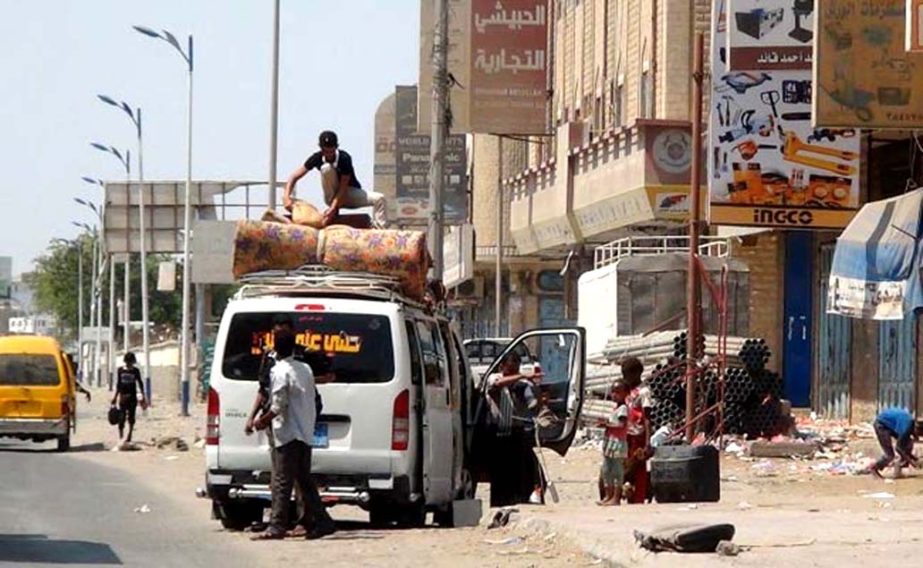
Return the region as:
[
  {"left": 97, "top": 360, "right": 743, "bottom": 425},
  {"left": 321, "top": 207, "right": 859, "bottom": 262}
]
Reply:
[
  {"left": 863, "top": 492, "right": 895, "bottom": 500},
  {"left": 484, "top": 536, "right": 524, "bottom": 546},
  {"left": 716, "top": 540, "right": 742, "bottom": 556},
  {"left": 133, "top": 504, "right": 151, "bottom": 514},
  {"left": 635, "top": 523, "right": 736, "bottom": 553}
]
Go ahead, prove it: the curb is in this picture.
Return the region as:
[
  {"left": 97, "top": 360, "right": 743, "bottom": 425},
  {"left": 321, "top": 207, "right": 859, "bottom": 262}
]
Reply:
[{"left": 518, "top": 515, "right": 638, "bottom": 568}]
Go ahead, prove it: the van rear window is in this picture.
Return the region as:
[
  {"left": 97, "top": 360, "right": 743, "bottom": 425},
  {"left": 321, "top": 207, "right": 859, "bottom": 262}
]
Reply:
[
  {"left": 0, "top": 354, "right": 60, "bottom": 386},
  {"left": 221, "top": 312, "right": 395, "bottom": 384}
]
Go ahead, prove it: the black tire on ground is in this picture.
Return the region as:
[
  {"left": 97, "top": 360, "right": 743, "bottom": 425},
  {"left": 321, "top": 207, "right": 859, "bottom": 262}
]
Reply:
[
  {"left": 56, "top": 433, "right": 70, "bottom": 452},
  {"left": 216, "top": 502, "right": 264, "bottom": 531}
]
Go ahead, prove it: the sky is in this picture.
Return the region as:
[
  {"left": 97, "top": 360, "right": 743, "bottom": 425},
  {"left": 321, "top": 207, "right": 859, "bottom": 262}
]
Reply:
[{"left": 0, "top": 0, "right": 421, "bottom": 276}]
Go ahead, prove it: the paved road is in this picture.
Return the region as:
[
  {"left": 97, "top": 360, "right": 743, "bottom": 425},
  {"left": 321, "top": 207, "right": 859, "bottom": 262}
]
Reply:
[{"left": 0, "top": 440, "right": 257, "bottom": 568}]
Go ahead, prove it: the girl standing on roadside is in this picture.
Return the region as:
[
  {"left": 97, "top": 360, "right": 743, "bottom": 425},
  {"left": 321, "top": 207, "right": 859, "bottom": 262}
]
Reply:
[{"left": 111, "top": 352, "right": 146, "bottom": 442}]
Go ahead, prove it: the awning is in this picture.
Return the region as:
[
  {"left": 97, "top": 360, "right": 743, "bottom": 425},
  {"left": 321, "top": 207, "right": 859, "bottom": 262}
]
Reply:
[{"left": 828, "top": 189, "right": 923, "bottom": 320}]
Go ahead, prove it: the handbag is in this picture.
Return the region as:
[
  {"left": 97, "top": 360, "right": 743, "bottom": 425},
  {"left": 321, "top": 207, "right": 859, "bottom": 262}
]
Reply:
[{"left": 108, "top": 405, "right": 122, "bottom": 426}]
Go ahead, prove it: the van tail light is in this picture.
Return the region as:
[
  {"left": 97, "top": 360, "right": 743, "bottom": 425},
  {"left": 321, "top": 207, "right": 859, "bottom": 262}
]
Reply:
[
  {"left": 391, "top": 389, "right": 410, "bottom": 451},
  {"left": 61, "top": 395, "right": 70, "bottom": 416},
  {"left": 206, "top": 387, "right": 220, "bottom": 445}
]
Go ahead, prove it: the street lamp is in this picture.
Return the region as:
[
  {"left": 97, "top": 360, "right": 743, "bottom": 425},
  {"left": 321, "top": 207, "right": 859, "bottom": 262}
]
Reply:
[
  {"left": 91, "top": 142, "right": 131, "bottom": 357},
  {"left": 80, "top": 177, "right": 108, "bottom": 388},
  {"left": 135, "top": 24, "right": 194, "bottom": 416},
  {"left": 98, "top": 94, "right": 152, "bottom": 403}
]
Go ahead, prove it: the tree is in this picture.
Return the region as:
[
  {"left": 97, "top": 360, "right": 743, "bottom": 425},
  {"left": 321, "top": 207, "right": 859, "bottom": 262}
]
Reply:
[{"left": 30, "top": 234, "right": 183, "bottom": 338}]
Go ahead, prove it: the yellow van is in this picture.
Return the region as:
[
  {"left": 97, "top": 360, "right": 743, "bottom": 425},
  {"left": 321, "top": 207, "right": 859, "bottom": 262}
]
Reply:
[{"left": 0, "top": 335, "right": 76, "bottom": 451}]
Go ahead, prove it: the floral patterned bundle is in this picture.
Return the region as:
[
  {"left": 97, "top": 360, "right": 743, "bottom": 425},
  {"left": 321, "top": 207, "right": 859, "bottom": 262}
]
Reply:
[
  {"left": 322, "top": 226, "right": 430, "bottom": 300},
  {"left": 233, "top": 220, "right": 430, "bottom": 300}
]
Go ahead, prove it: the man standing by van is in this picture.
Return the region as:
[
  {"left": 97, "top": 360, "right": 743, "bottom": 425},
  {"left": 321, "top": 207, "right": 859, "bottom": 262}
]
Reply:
[
  {"left": 282, "top": 130, "right": 387, "bottom": 228},
  {"left": 252, "top": 328, "right": 336, "bottom": 540}
]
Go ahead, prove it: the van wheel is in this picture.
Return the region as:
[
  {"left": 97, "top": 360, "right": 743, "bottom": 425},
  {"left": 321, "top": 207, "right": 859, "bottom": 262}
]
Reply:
[
  {"left": 216, "top": 502, "right": 263, "bottom": 531},
  {"left": 56, "top": 433, "right": 70, "bottom": 452},
  {"left": 395, "top": 503, "right": 426, "bottom": 528},
  {"left": 368, "top": 506, "right": 393, "bottom": 528}
]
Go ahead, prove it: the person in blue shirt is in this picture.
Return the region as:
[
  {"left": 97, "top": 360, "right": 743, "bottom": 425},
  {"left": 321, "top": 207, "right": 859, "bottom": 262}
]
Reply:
[{"left": 869, "top": 408, "right": 920, "bottom": 479}]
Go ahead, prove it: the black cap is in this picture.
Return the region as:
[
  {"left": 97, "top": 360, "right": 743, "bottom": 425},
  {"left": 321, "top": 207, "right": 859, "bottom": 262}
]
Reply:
[{"left": 319, "top": 130, "right": 338, "bottom": 148}]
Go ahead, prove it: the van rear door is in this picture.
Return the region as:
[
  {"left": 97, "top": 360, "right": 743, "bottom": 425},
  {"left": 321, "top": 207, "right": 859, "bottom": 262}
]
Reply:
[
  {"left": 0, "top": 353, "right": 65, "bottom": 419},
  {"left": 217, "top": 309, "right": 398, "bottom": 472}
]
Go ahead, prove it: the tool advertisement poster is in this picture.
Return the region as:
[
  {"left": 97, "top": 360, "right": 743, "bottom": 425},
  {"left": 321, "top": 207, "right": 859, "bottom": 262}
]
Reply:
[
  {"left": 709, "top": 0, "right": 862, "bottom": 229},
  {"left": 727, "top": 0, "right": 815, "bottom": 71},
  {"left": 814, "top": 0, "right": 923, "bottom": 127}
]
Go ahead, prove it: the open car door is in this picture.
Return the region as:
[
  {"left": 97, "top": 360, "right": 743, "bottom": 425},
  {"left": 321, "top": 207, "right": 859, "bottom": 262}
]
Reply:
[{"left": 475, "top": 327, "right": 585, "bottom": 456}]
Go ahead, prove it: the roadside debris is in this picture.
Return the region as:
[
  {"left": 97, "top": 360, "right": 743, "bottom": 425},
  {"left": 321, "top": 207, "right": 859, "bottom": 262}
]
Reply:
[
  {"left": 133, "top": 504, "right": 151, "bottom": 514},
  {"left": 716, "top": 540, "right": 741, "bottom": 556},
  {"left": 154, "top": 436, "right": 189, "bottom": 452},
  {"left": 487, "top": 507, "right": 519, "bottom": 529},
  {"left": 635, "top": 523, "right": 736, "bottom": 553}
]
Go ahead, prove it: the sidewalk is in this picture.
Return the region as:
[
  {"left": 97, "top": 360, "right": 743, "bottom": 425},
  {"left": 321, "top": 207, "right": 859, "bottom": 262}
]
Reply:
[{"left": 518, "top": 446, "right": 923, "bottom": 567}]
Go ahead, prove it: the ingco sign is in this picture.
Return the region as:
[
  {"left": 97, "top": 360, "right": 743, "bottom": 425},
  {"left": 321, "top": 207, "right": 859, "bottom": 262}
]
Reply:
[
  {"left": 752, "top": 208, "right": 814, "bottom": 226},
  {"left": 252, "top": 331, "right": 363, "bottom": 355}
]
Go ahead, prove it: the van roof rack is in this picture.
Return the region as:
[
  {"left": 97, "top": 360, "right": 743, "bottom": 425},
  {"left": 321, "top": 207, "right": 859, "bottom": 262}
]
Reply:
[{"left": 234, "top": 265, "right": 422, "bottom": 306}]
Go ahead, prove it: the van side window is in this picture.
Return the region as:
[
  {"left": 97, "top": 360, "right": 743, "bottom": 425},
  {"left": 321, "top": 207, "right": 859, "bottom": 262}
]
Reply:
[
  {"left": 405, "top": 321, "right": 423, "bottom": 386},
  {"left": 415, "top": 321, "right": 445, "bottom": 386}
]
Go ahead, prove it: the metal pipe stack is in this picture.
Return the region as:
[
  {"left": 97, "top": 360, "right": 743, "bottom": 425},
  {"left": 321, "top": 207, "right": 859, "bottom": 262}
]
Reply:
[{"left": 583, "top": 331, "right": 783, "bottom": 438}]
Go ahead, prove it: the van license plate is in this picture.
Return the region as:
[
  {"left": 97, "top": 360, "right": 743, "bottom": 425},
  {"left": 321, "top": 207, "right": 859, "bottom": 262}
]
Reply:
[{"left": 313, "top": 423, "right": 329, "bottom": 448}]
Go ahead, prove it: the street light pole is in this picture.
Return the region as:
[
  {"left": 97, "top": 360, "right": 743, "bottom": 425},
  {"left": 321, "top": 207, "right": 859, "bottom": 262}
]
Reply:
[
  {"left": 268, "top": 0, "right": 281, "bottom": 208},
  {"left": 90, "top": 143, "right": 131, "bottom": 357},
  {"left": 134, "top": 25, "right": 195, "bottom": 415},
  {"left": 71, "top": 226, "right": 85, "bottom": 383},
  {"left": 98, "top": 95, "right": 151, "bottom": 402},
  {"left": 76, "top": 187, "right": 106, "bottom": 386}
]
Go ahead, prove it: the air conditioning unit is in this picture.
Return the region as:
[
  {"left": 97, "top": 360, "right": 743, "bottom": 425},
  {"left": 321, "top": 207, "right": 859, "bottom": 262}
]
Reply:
[{"left": 456, "top": 275, "right": 485, "bottom": 299}]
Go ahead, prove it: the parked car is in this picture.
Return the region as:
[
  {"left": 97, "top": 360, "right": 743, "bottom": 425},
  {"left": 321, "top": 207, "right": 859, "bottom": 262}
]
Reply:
[
  {"left": 204, "top": 267, "right": 586, "bottom": 529},
  {"left": 0, "top": 335, "right": 77, "bottom": 451},
  {"left": 463, "top": 338, "right": 539, "bottom": 379}
]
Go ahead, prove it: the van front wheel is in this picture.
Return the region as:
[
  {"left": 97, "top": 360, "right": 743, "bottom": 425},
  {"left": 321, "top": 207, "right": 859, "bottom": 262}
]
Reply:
[{"left": 56, "top": 433, "right": 70, "bottom": 452}]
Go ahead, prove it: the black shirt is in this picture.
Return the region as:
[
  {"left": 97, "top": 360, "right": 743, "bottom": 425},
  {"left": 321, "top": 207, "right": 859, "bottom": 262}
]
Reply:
[
  {"left": 116, "top": 366, "right": 143, "bottom": 398},
  {"left": 304, "top": 149, "right": 362, "bottom": 189}
]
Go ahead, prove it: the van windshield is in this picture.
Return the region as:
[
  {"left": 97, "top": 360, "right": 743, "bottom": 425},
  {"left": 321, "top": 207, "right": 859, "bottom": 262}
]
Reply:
[
  {"left": 0, "top": 354, "right": 61, "bottom": 386},
  {"left": 222, "top": 312, "right": 395, "bottom": 384}
]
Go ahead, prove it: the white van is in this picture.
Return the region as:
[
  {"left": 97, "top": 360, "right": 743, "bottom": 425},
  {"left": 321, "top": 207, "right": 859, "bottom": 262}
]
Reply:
[{"left": 204, "top": 267, "right": 585, "bottom": 528}]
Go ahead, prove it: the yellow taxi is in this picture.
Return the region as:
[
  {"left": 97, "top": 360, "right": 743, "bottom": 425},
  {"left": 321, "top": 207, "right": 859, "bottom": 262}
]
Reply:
[{"left": 0, "top": 335, "right": 76, "bottom": 451}]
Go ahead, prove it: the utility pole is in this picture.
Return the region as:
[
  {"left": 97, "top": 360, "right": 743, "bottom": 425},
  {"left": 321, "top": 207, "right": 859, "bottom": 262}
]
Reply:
[
  {"left": 268, "top": 0, "right": 281, "bottom": 208},
  {"left": 77, "top": 240, "right": 84, "bottom": 382},
  {"left": 429, "top": 0, "right": 449, "bottom": 281},
  {"left": 495, "top": 135, "right": 504, "bottom": 337},
  {"left": 685, "top": 32, "right": 705, "bottom": 443}
]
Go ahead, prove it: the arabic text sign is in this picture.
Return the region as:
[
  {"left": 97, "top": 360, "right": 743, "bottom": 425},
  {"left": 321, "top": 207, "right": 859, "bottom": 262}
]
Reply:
[
  {"left": 469, "top": 0, "right": 549, "bottom": 134},
  {"left": 814, "top": 0, "right": 923, "bottom": 128},
  {"left": 251, "top": 331, "right": 362, "bottom": 356},
  {"left": 728, "top": 0, "right": 815, "bottom": 70},
  {"left": 709, "top": 0, "right": 862, "bottom": 229}
]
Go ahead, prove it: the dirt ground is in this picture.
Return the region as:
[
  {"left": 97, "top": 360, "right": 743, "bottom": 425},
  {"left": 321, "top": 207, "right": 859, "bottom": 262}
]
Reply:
[
  {"left": 68, "top": 393, "right": 597, "bottom": 568},
  {"left": 67, "top": 392, "right": 923, "bottom": 567}
]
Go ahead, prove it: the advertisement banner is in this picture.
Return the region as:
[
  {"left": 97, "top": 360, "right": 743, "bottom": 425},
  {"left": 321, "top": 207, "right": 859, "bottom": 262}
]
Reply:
[
  {"left": 709, "top": 0, "right": 862, "bottom": 229},
  {"left": 727, "top": 0, "right": 815, "bottom": 70},
  {"left": 909, "top": 0, "right": 923, "bottom": 51},
  {"left": 395, "top": 86, "right": 468, "bottom": 225},
  {"left": 815, "top": 0, "right": 923, "bottom": 128},
  {"left": 468, "top": 0, "right": 549, "bottom": 134},
  {"left": 418, "top": 0, "right": 471, "bottom": 133},
  {"left": 828, "top": 275, "right": 906, "bottom": 320}
]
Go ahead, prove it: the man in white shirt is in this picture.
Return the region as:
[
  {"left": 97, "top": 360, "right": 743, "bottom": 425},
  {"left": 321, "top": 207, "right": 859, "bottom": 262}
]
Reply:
[{"left": 252, "top": 328, "right": 336, "bottom": 540}]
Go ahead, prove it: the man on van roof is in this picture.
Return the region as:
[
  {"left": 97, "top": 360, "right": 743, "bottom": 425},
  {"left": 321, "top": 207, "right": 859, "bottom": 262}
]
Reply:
[{"left": 282, "top": 130, "right": 387, "bottom": 228}]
